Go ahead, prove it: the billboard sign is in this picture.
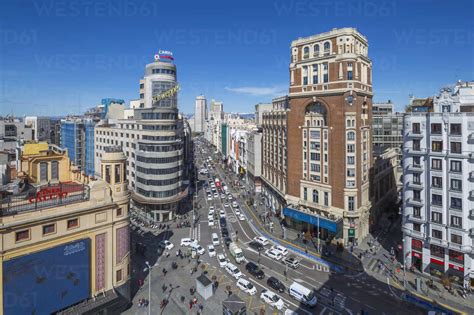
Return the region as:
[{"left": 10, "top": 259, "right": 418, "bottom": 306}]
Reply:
[{"left": 3, "top": 238, "right": 91, "bottom": 315}]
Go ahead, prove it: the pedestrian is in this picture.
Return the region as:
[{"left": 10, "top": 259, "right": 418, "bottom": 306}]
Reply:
[
  {"left": 176, "top": 250, "right": 179, "bottom": 257},
  {"left": 189, "top": 301, "right": 193, "bottom": 309}
]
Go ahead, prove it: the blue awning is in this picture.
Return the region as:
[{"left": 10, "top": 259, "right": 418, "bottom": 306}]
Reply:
[{"left": 283, "top": 207, "right": 340, "bottom": 233}]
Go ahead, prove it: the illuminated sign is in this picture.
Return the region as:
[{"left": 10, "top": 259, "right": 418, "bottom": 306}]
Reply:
[
  {"left": 154, "top": 49, "right": 174, "bottom": 62},
  {"left": 28, "top": 187, "right": 68, "bottom": 203},
  {"left": 152, "top": 84, "right": 180, "bottom": 103}
]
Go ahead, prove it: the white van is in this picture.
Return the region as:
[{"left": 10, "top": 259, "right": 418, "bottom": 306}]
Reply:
[
  {"left": 212, "top": 233, "right": 220, "bottom": 246},
  {"left": 225, "top": 263, "right": 242, "bottom": 279},
  {"left": 288, "top": 282, "right": 317, "bottom": 307}
]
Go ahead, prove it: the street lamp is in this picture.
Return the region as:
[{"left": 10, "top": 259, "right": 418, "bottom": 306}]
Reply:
[{"left": 144, "top": 261, "right": 154, "bottom": 315}]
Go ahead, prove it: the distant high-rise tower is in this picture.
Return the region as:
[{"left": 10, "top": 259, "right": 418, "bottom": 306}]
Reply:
[{"left": 194, "top": 95, "right": 207, "bottom": 133}]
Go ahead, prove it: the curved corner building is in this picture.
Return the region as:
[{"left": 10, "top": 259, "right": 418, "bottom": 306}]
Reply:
[{"left": 95, "top": 53, "right": 189, "bottom": 222}]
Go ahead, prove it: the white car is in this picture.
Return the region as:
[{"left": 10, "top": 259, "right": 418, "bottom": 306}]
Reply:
[
  {"left": 214, "top": 193, "right": 219, "bottom": 198},
  {"left": 260, "top": 289, "right": 284, "bottom": 310},
  {"left": 180, "top": 238, "right": 196, "bottom": 247},
  {"left": 160, "top": 240, "right": 174, "bottom": 250},
  {"left": 266, "top": 249, "right": 283, "bottom": 261},
  {"left": 236, "top": 278, "right": 257, "bottom": 295},
  {"left": 232, "top": 201, "right": 238, "bottom": 208},
  {"left": 207, "top": 194, "right": 212, "bottom": 201},
  {"left": 225, "top": 262, "right": 242, "bottom": 279},
  {"left": 217, "top": 254, "right": 228, "bottom": 267},
  {"left": 220, "top": 194, "right": 226, "bottom": 199},
  {"left": 224, "top": 203, "right": 230, "bottom": 208},
  {"left": 227, "top": 195, "right": 233, "bottom": 201},
  {"left": 254, "top": 236, "right": 269, "bottom": 246},
  {"left": 220, "top": 209, "right": 226, "bottom": 218},
  {"left": 207, "top": 245, "right": 216, "bottom": 257},
  {"left": 239, "top": 214, "right": 245, "bottom": 221},
  {"left": 208, "top": 218, "right": 215, "bottom": 226},
  {"left": 209, "top": 206, "right": 215, "bottom": 212},
  {"left": 191, "top": 243, "right": 206, "bottom": 255},
  {"left": 271, "top": 245, "right": 288, "bottom": 256},
  {"left": 234, "top": 208, "right": 241, "bottom": 216}
]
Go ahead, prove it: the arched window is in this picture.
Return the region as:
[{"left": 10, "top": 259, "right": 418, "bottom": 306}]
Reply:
[
  {"left": 313, "top": 44, "right": 320, "bottom": 57},
  {"left": 323, "top": 42, "right": 330, "bottom": 55},
  {"left": 312, "top": 190, "right": 319, "bottom": 203},
  {"left": 303, "top": 47, "right": 309, "bottom": 58},
  {"left": 347, "top": 131, "right": 355, "bottom": 141},
  {"left": 305, "top": 102, "right": 328, "bottom": 126}
]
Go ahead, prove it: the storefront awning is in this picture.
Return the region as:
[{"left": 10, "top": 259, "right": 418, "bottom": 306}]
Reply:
[{"left": 283, "top": 207, "right": 341, "bottom": 233}]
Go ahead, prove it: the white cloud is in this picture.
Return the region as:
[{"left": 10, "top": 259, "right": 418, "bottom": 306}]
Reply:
[{"left": 224, "top": 85, "right": 286, "bottom": 96}]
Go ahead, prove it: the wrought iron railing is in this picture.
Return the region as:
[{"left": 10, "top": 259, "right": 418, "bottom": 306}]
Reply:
[{"left": 1, "top": 182, "right": 90, "bottom": 217}]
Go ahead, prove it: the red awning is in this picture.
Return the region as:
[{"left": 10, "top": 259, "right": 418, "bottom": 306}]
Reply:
[
  {"left": 448, "top": 263, "right": 464, "bottom": 272},
  {"left": 430, "top": 258, "right": 444, "bottom": 266}
]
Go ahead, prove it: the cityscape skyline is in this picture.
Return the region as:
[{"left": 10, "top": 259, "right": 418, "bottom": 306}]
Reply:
[{"left": 1, "top": 0, "right": 473, "bottom": 116}]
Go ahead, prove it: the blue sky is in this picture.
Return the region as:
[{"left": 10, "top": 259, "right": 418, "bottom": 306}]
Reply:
[{"left": 1, "top": 0, "right": 473, "bottom": 116}]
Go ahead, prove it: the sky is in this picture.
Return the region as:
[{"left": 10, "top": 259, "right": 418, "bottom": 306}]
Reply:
[{"left": 0, "top": 0, "right": 473, "bottom": 116}]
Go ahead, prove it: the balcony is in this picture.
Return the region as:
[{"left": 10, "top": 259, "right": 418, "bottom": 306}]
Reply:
[
  {"left": 405, "top": 148, "right": 425, "bottom": 155},
  {"left": 407, "top": 214, "right": 426, "bottom": 223},
  {"left": 470, "top": 228, "right": 474, "bottom": 237},
  {"left": 406, "top": 198, "right": 423, "bottom": 207},
  {"left": 402, "top": 226, "right": 426, "bottom": 239},
  {"left": 469, "top": 172, "right": 474, "bottom": 181},
  {"left": 406, "top": 131, "right": 423, "bottom": 138},
  {"left": 428, "top": 237, "right": 447, "bottom": 247},
  {"left": 406, "top": 164, "right": 423, "bottom": 172},
  {"left": 468, "top": 133, "right": 474, "bottom": 142},
  {"left": 344, "top": 210, "right": 360, "bottom": 218},
  {"left": 470, "top": 191, "right": 474, "bottom": 200},
  {"left": 408, "top": 182, "right": 424, "bottom": 189}
]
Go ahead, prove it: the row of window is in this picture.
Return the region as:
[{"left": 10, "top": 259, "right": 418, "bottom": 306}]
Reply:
[
  {"left": 136, "top": 176, "right": 180, "bottom": 186},
  {"left": 138, "top": 144, "right": 182, "bottom": 152},
  {"left": 303, "top": 188, "right": 329, "bottom": 207},
  {"left": 412, "top": 140, "right": 463, "bottom": 154},
  {"left": 412, "top": 191, "right": 462, "bottom": 210},
  {"left": 413, "top": 156, "right": 463, "bottom": 172},
  {"left": 39, "top": 161, "right": 59, "bottom": 182},
  {"left": 141, "top": 112, "right": 178, "bottom": 120},
  {"left": 412, "top": 224, "right": 464, "bottom": 247},
  {"left": 136, "top": 155, "right": 180, "bottom": 164},
  {"left": 302, "top": 42, "right": 331, "bottom": 59},
  {"left": 412, "top": 173, "right": 462, "bottom": 191},
  {"left": 412, "top": 122, "right": 462, "bottom": 135},
  {"left": 136, "top": 187, "right": 182, "bottom": 198},
  {"left": 15, "top": 218, "right": 79, "bottom": 242},
  {"left": 151, "top": 68, "right": 175, "bottom": 75},
  {"left": 136, "top": 165, "right": 182, "bottom": 175}
]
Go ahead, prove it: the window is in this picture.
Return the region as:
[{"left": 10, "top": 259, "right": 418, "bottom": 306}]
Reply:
[
  {"left": 312, "top": 190, "right": 319, "bottom": 203},
  {"left": 42, "top": 224, "right": 55, "bottom": 235},
  {"left": 450, "top": 216, "right": 462, "bottom": 228},
  {"left": 346, "top": 168, "right": 355, "bottom": 177},
  {"left": 105, "top": 165, "right": 111, "bottom": 183},
  {"left": 323, "top": 42, "right": 330, "bottom": 55},
  {"left": 432, "top": 194, "right": 442, "bottom": 206},
  {"left": 347, "top": 62, "right": 353, "bottom": 80},
  {"left": 431, "top": 141, "right": 442, "bottom": 152},
  {"left": 347, "top": 144, "right": 355, "bottom": 153},
  {"left": 450, "top": 142, "right": 461, "bottom": 154},
  {"left": 412, "top": 123, "right": 421, "bottom": 134},
  {"left": 413, "top": 156, "right": 421, "bottom": 167},
  {"left": 451, "top": 234, "right": 462, "bottom": 245},
  {"left": 430, "top": 123, "right": 442, "bottom": 134},
  {"left": 413, "top": 173, "right": 421, "bottom": 184},
  {"left": 323, "top": 63, "right": 329, "bottom": 83},
  {"left": 413, "top": 223, "right": 421, "bottom": 232},
  {"left": 115, "top": 164, "right": 121, "bottom": 183},
  {"left": 116, "top": 269, "right": 123, "bottom": 282},
  {"left": 431, "top": 176, "right": 442, "bottom": 188},
  {"left": 347, "top": 132, "right": 355, "bottom": 141},
  {"left": 324, "top": 192, "right": 329, "bottom": 206},
  {"left": 347, "top": 156, "right": 355, "bottom": 165},
  {"left": 117, "top": 207, "right": 123, "bottom": 217},
  {"left": 303, "top": 187, "right": 307, "bottom": 200},
  {"left": 413, "top": 190, "right": 421, "bottom": 201},
  {"left": 413, "top": 139, "right": 420, "bottom": 151},
  {"left": 40, "top": 162, "right": 48, "bottom": 182},
  {"left": 450, "top": 123, "right": 461, "bottom": 135},
  {"left": 15, "top": 229, "right": 30, "bottom": 242},
  {"left": 431, "top": 212, "right": 442, "bottom": 224},
  {"left": 431, "top": 230, "right": 442, "bottom": 240},
  {"left": 413, "top": 206, "right": 421, "bottom": 218},
  {"left": 431, "top": 158, "right": 442, "bottom": 170},
  {"left": 348, "top": 196, "right": 355, "bottom": 211},
  {"left": 430, "top": 244, "right": 444, "bottom": 257},
  {"left": 449, "top": 250, "right": 464, "bottom": 264},
  {"left": 51, "top": 161, "right": 59, "bottom": 180},
  {"left": 450, "top": 197, "right": 462, "bottom": 210},
  {"left": 67, "top": 218, "right": 79, "bottom": 229},
  {"left": 303, "top": 46, "right": 309, "bottom": 58},
  {"left": 450, "top": 160, "right": 462, "bottom": 172},
  {"left": 313, "top": 44, "right": 320, "bottom": 56},
  {"left": 450, "top": 179, "right": 462, "bottom": 191},
  {"left": 312, "top": 64, "right": 318, "bottom": 84}
]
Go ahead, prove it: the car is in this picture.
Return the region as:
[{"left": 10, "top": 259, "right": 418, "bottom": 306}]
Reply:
[
  {"left": 220, "top": 194, "right": 226, "bottom": 199},
  {"left": 208, "top": 218, "right": 215, "bottom": 226},
  {"left": 214, "top": 193, "right": 219, "bottom": 198},
  {"left": 207, "top": 244, "right": 216, "bottom": 257},
  {"left": 232, "top": 201, "right": 238, "bottom": 208},
  {"left": 254, "top": 236, "right": 269, "bottom": 246},
  {"left": 207, "top": 195, "right": 212, "bottom": 201},
  {"left": 221, "top": 227, "right": 229, "bottom": 237},
  {"left": 239, "top": 213, "right": 245, "bottom": 221},
  {"left": 191, "top": 243, "right": 205, "bottom": 255},
  {"left": 249, "top": 241, "right": 264, "bottom": 252},
  {"left": 223, "top": 203, "right": 230, "bottom": 208},
  {"left": 283, "top": 256, "right": 300, "bottom": 269},
  {"left": 236, "top": 278, "right": 257, "bottom": 295},
  {"left": 260, "top": 289, "right": 284, "bottom": 310},
  {"left": 245, "top": 261, "right": 265, "bottom": 279},
  {"left": 220, "top": 218, "right": 227, "bottom": 228},
  {"left": 217, "top": 254, "right": 227, "bottom": 267},
  {"left": 219, "top": 209, "right": 226, "bottom": 218},
  {"left": 234, "top": 208, "right": 241, "bottom": 216},
  {"left": 271, "top": 245, "right": 288, "bottom": 256},
  {"left": 265, "top": 249, "right": 282, "bottom": 261},
  {"left": 159, "top": 240, "right": 174, "bottom": 250},
  {"left": 206, "top": 189, "right": 211, "bottom": 194},
  {"left": 266, "top": 276, "right": 285, "bottom": 293},
  {"left": 225, "top": 262, "right": 242, "bottom": 279},
  {"left": 180, "top": 238, "right": 196, "bottom": 247},
  {"left": 224, "top": 236, "right": 232, "bottom": 247},
  {"left": 227, "top": 195, "right": 233, "bottom": 201},
  {"left": 209, "top": 206, "right": 215, "bottom": 212}
]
